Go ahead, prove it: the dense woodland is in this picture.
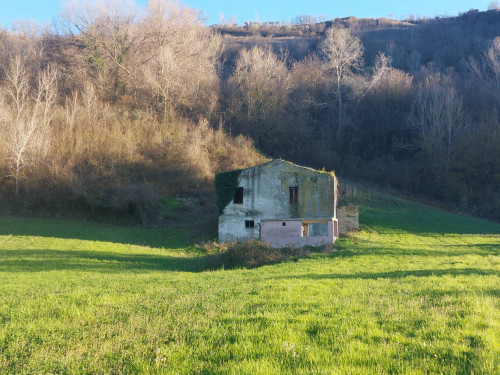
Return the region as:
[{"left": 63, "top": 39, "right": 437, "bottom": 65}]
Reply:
[{"left": 0, "top": 0, "right": 499, "bottom": 222}]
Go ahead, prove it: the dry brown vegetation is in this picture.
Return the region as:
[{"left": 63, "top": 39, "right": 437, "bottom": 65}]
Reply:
[
  {"left": 0, "top": 1, "right": 266, "bottom": 222},
  {"left": 0, "top": 2, "right": 499, "bottom": 222}
]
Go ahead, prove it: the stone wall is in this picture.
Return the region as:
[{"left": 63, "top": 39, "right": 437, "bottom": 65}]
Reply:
[{"left": 337, "top": 206, "right": 359, "bottom": 234}]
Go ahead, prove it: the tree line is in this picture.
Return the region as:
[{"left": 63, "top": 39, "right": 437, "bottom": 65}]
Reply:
[{"left": 0, "top": 0, "right": 499, "bottom": 221}]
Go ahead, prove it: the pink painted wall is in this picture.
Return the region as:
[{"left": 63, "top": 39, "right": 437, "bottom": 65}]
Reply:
[{"left": 261, "top": 220, "right": 335, "bottom": 248}]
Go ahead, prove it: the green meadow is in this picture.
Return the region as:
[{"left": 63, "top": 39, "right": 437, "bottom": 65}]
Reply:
[{"left": 0, "top": 194, "right": 499, "bottom": 374}]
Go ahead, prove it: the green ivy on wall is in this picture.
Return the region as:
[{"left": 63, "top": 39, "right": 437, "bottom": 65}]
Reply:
[{"left": 215, "top": 169, "right": 242, "bottom": 215}]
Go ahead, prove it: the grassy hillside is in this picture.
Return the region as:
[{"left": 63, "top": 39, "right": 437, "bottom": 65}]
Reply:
[{"left": 0, "top": 193, "right": 499, "bottom": 374}]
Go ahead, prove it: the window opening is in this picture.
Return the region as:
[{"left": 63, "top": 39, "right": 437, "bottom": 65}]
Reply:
[
  {"left": 302, "top": 221, "right": 328, "bottom": 237},
  {"left": 282, "top": 222, "right": 286, "bottom": 226},
  {"left": 302, "top": 223, "right": 309, "bottom": 237},
  {"left": 289, "top": 187, "right": 298, "bottom": 204},
  {"left": 234, "top": 187, "right": 243, "bottom": 204},
  {"left": 245, "top": 220, "right": 254, "bottom": 228}
]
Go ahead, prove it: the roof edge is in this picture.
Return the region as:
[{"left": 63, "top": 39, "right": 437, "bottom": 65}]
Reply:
[{"left": 239, "top": 159, "right": 335, "bottom": 177}]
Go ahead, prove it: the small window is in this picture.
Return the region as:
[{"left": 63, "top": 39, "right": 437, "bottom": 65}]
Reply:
[
  {"left": 245, "top": 220, "right": 254, "bottom": 228},
  {"left": 289, "top": 187, "right": 298, "bottom": 204},
  {"left": 282, "top": 222, "right": 286, "bottom": 226},
  {"left": 234, "top": 187, "right": 243, "bottom": 204}
]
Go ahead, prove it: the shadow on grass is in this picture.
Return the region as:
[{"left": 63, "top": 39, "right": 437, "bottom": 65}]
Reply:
[
  {"left": 0, "top": 243, "right": 339, "bottom": 273},
  {"left": 334, "top": 245, "right": 500, "bottom": 258},
  {"left": 360, "top": 205, "right": 500, "bottom": 236},
  {"left": 0, "top": 249, "right": 208, "bottom": 273},
  {"left": 0, "top": 216, "right": 188, "bottom": 249},
  {"left": 2, "top": 246, "right": 499, "bottom": 275},
  {"left": 279, "top": 268, "right": 500, "bottom": 280}
]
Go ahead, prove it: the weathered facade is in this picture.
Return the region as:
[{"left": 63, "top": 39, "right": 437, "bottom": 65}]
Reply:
[{"left": 217, "top": 160, "right": 338, "bottom": 247}]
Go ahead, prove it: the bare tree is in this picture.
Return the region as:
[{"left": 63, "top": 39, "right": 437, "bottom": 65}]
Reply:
[
  {"left": 319, "top": 26, "right": 363, "bottom": 138},
  {"left": 320, "top": 27, "right": 392, "bottom": 150},
  {"left": 468, "top": 36, "right": 500, "bottom": 104},
  {"left": 64, "top": 89, "right": 79, "bottom": 130},
  {"left": 141, "top": 0, "right": 221, "bottom": 119},
  {"left": 63, "top": 0, "right": 220, "bottom": 115},
  {"left": 0, "top": 57, "right": 58, "bottom": 197},
  {"left": 62, "top": 0, "right": 137, "bottom": 68},
  {"left": 294, "top": 15, "right": 316, "bottom": 25},
  {"left": 62, "top": 0, "right": 144, "bottom": 98},
  {"left": 229, "top": 46, "right": 291, "bottom": 147},
  {"left": 354, "top": 52, "right": 392, "bottom": 104},
  {"left": 81, "top": 80, "right": 103, "bottom": 122},
  {"left": 408, "top": 80, "right": 468, "bottom": 172},
  {"left": 231, "top": 46, "right": 291, "bottom": 122}
]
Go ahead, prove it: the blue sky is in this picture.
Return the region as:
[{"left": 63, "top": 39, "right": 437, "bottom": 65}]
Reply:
[{"left": 0, "top": 0, "right": 493, "bottom": 29}]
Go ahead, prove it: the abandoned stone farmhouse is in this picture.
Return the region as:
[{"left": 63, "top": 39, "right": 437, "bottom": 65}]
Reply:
[{"left": 216, "top": 160, "right": 339, "bottom": 247}]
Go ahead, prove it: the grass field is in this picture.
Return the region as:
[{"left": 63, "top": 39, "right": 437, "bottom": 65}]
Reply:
[{"left": 0, "top": 193, "right": 499, "bottom": 374}]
